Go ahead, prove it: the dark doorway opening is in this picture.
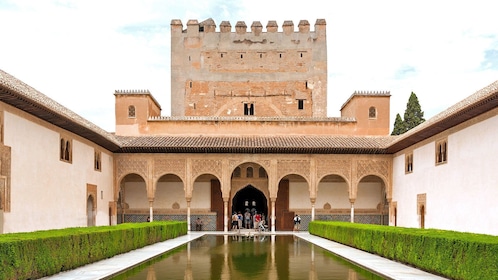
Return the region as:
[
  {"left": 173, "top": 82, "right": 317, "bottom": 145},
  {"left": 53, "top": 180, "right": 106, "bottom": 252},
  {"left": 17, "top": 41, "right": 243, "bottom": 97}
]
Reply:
[{"left": 232, "top": 185, "right": 268, "bottom": 218}]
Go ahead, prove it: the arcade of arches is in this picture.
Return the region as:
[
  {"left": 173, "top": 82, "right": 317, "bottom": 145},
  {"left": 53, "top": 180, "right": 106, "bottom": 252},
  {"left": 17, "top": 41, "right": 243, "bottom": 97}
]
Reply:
[{"left": 115, "top": 153, "right": 391, "bottom": 231}]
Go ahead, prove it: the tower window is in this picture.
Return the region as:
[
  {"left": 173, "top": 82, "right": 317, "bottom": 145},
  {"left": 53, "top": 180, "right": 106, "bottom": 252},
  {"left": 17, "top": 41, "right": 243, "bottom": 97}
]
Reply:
[
  {"left": 128, "top": 106, "right": 136, "bottom": 118},
  {"left": 244, "top": 103, "right": 254, "bottom": 115},
  {"left": 298, "top": 99, "right": 304, "bottom": 110},
  {"left": 369, "top": 106, "right": 377, "bottom": 119}
]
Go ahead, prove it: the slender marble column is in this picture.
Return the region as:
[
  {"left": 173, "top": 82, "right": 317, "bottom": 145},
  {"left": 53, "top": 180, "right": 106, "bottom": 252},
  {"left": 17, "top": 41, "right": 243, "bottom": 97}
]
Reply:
[
  {"left": 271, "top": 199, "right": 276, "bottom": 232},
  {"left": 149, "top": 201, "right": 153, "bottom": 222},
  {"left": 186, "top": 199, "right": 191, "bottom": 231},
  {"left": 224, "top": 200, "right": 229, "bottom": 232}
]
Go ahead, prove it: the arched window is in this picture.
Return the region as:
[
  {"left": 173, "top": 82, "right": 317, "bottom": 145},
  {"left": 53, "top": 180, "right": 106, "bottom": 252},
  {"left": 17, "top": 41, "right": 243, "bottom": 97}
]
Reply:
[
  {"left": 369, "top": 106, "right": 377, "bottom": 119},
  {"left": 233, "top": 167, "right": 241, "bottom": 178},
  {"left": 436, "top": 139, "right": 448, "bottom": 164},
  {"left": 60, "top": 138, "right": 65, "bottom": 160},
  {"left": 64, "top": 141, "right": 70, "bottom": 161},
  {"left": 246, "top": 167, "right": 253, "bottom": 178},
  {"left": 258, "top": 167, "right": 267, "bottom": 178},
  {"left": 128, "top": 105, "right": 136, "bottom": 118},
  {"left": 405, "top": 153, "right": 413, "bottom": 173},
  {"left": 60, "top": 137, "right": 72, "bottom": 163}
]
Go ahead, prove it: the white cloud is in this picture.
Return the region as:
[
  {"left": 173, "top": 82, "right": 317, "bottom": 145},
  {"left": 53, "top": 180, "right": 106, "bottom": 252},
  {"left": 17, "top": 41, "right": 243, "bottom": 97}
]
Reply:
[{"left": 1, "top": 0, "right": 497, "bottom": 132}]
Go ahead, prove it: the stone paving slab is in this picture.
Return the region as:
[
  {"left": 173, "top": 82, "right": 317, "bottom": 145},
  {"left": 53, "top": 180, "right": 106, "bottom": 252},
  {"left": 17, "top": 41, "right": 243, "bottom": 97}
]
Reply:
[{"left": 42, "top": 231, "right": 448, "bottom": 280}]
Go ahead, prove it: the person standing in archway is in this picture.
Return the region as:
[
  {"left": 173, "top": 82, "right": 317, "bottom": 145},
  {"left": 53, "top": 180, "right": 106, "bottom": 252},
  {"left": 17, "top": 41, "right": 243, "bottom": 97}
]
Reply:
[
  {"left": 231, "top": 212, "right": 239, "bottom": 231},
  {"left": 244, "top": 210, "right": 251, "bottom": 229}
]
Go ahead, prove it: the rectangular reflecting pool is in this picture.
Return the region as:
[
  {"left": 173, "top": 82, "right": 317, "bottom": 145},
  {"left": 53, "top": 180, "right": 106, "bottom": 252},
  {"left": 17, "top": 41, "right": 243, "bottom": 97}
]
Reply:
[{"left": 110, "top": 234, "right": 386, "bottom": 280}]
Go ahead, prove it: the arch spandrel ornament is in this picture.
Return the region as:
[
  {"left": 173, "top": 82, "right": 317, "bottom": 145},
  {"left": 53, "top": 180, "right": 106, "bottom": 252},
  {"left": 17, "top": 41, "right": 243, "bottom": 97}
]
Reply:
[
  {"left": 277, "top": 159, "right": 310, "bottom": 182},
  {"left": 356, "top": 159, "right": 390, "bottom": 182},
  {"left": 153, "top": 158, "right": 186, "bottom": 182},
  {"left": 352, "top": 159, "right": 392, "bottom": 199},
  {"left": 316, "top": 158, "right": 351, "bottom": 182},
  {"left": 191, "top": 159, "right": 222, "bottom": 180},
  {"left": 117, "top": 158, "right": 148, "bottom": 183}
]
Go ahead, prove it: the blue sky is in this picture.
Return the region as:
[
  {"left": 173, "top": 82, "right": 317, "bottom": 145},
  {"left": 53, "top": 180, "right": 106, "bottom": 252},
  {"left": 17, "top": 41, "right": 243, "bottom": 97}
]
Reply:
[{"left": 1, "top": 0, "right": 497, "bottom": 132}]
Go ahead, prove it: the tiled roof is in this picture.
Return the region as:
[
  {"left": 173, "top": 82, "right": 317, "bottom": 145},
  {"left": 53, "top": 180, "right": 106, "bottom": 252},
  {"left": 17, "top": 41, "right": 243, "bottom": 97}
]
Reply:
[
  {"left": 115, "top": 135, "right": 395, "bottom": 154},
  {"left": 0, "top": 70, "right": 121, "bottom": 151},
  {"left": 387, "top": 79, "right": 498, "bottom": 153},
  {"left": 1, "top": 68, "right": 496, "bottom": 155}
]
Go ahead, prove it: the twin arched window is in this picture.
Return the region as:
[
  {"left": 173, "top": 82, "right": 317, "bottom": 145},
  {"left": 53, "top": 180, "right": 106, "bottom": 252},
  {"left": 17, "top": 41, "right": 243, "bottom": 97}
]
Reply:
[{"left": 60, "top": 137, "right": 72, "bottom": 162}]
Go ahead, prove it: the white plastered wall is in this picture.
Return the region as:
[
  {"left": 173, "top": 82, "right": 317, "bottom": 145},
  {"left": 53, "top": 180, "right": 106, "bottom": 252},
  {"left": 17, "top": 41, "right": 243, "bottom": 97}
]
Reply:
[
  {"left": 392, "top": 114, "right": 498, "bottom": 235},
  {"left": 3, "top": 110, "right": 114, "bottom": 233},
  {"left": 125, "top": 181, "right": 210, "bottom": 210}
]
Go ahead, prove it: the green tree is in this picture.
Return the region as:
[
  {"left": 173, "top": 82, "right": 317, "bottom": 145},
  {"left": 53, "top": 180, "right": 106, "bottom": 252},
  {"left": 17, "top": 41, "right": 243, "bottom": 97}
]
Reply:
[
  {"left": 391, "top": 92, "right": 425, "bottom": 135},
  {"left": 391, "top": 113, "right": 405, "bottom": 135}
]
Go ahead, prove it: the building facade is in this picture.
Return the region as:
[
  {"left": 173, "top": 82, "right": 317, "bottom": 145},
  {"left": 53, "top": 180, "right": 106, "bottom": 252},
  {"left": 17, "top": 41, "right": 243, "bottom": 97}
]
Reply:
[{"left": 0, "top": 19, "right": 497, "bottom": 235}]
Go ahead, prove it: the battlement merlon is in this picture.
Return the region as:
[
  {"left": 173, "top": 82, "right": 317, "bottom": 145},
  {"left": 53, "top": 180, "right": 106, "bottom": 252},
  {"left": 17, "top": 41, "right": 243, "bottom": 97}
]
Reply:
[{"left": 170, "top": 19, "right": 326, "bottom": 39}]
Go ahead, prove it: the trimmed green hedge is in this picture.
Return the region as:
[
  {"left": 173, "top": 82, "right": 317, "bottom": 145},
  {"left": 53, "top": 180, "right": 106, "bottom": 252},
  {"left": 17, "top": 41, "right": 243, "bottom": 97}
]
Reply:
[
  {"left": 0, "top": 221, "right": 187, "bottom": 280},
  {"left": 309, "top": 221, "right": 498, "bottom": 280}
]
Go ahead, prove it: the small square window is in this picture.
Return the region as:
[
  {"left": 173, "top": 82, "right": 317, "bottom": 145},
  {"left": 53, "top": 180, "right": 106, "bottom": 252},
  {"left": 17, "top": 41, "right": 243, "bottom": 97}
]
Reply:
[
  {"left": 298, "top": 100, "right": 304, "bottom": 110},
  {"left": 244, "top": 103, "right": 254, "bottom": 115}
]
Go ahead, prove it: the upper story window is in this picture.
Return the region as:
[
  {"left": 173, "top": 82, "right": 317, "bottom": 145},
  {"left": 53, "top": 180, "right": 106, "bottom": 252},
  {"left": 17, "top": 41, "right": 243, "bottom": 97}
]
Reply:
[
  {"left": 369, "top": 106, "right": 377, "bottom": 119},
  {"left": 258, "top": 167, "right": 267, "bottom": 178},
  {"left": 233, "top": 167, "right": 241, "bottom": 178},
  {"left": 128, "top": 105, "right": 136, "bottom": 118},
  {"left": 405, "top": 153, "right": 413, "bottom": 173},
  {"left": 246, "top": 167, "right": 253, "bottom": 178},
  {"left": 435, "top": 139, "right": 448, "bottom": 165},
  {"left": 244, "top": 103, "right": 254, "bottom": 116},
  {"left": 297, "top": 99, "right": 304, "bottom": 110},
  {"left": 60, "top": 136, "right": 72, "bottom": 163},
  {"left": 94, "top": 150, "right": 102, "bottom": 172}
]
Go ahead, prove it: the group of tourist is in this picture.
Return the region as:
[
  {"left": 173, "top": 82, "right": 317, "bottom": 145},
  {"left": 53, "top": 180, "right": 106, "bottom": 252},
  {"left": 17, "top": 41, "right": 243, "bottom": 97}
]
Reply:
[{"left": 232, "top": 209, "right": 266, "bottom": 231}]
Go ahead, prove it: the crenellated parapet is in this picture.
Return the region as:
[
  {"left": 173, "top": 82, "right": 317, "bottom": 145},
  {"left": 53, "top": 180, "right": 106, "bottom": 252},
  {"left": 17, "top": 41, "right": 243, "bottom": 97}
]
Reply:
[{"left": 171, "top": 18, "right": 326, "bottom": 38}]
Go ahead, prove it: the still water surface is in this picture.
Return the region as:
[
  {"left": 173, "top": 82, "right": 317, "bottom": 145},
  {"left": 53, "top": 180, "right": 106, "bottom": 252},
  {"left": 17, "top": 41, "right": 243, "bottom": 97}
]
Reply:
[{"left": 111, "top": 235, "right": 385, "bottom": 280}]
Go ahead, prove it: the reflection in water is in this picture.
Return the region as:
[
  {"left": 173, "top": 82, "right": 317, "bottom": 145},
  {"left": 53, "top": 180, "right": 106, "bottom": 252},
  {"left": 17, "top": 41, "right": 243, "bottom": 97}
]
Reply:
[{"left": 112, "top": 235, "right": 385, "bottom": 280}]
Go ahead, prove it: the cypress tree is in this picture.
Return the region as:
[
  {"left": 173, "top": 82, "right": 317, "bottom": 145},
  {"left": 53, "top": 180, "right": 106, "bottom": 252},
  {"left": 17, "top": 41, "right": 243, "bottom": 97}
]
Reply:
[
  {"left": 403, "top": 92, "right": 425, "bottom": 132},
  {"left": 391, "top": 113, "right": 405, "bottom": 135},
  {"left": 391, "top": 92, "right": 425, "bottom": 135}
]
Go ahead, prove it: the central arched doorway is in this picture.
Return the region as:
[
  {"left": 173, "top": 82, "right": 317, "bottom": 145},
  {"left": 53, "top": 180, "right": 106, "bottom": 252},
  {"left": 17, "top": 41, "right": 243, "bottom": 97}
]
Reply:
[{"left": 232, "top": 185, "right": 268, "bottom": 223}]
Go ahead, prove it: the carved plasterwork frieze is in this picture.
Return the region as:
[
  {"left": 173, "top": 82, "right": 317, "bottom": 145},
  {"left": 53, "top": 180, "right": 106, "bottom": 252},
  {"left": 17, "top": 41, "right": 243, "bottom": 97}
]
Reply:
[
  {"left": 192, "top": 159, "right": 222, "bottom": 179},
  {"left": 117, "top": 158, "right": 148, "bottom": 181},
  {"left": 154, "top": 158, "right": 186, "bottom": 182},
  {"left": 277, "top": 159, "right": 310, "bottom": 181},
  {"left": 316, "top": 159, "right": 351, "bottom": 182},
  {"left": 357, "top": 159, "right": 389, "bottom": 181}
]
